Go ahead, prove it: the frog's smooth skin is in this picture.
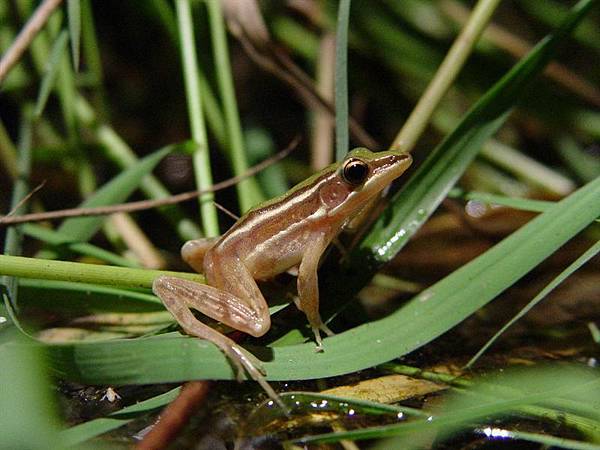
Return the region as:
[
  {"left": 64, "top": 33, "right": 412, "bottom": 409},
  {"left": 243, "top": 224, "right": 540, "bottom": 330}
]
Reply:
[{"left": 153, "top": 148, "right": 412, "bottom": 403}]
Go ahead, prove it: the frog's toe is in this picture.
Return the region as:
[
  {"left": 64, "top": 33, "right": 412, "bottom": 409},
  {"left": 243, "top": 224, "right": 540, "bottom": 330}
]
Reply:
[
  {"left": 228, "top": 345, "right": 288, "bottom": 412},
  {"left": 312, "top": 326, "right": 325, "bottom": 352},
  {"left": 231, "top": 360, "right": 246, "bottom": 382},
  {"left": 230, "top": 344, "right": 266, "bottom": 377}
]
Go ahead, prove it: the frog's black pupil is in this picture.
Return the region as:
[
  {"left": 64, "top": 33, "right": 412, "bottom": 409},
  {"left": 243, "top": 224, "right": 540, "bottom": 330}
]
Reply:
[{"left": 343, "top": 160, "right": 368, "bottom": 185}]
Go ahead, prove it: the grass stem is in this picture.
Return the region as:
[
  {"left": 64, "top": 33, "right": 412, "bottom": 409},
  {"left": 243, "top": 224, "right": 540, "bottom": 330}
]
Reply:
[
  {"left": 0, "top": 254, "right": 205, "bottom": 290},
  {"left": 335, "top": 0, "right": 351, "bottom": 160},
  {"left": 392, "top": 0, "right": 501, "bottom": 152},
  {"left": 175, "top": 0, "right": 220, "bottom": 237},
  {"left": 206, "top": 0, "right": 264, "bottom": 212}
]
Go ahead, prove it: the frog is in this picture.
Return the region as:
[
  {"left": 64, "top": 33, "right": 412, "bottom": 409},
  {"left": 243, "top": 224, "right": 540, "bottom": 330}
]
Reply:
[{"left": 153, "top": 147, "right": 412, "bottom": 404}]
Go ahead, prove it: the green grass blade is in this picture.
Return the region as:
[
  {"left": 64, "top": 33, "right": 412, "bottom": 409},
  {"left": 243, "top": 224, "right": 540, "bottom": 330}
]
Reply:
[
  {"left": 67, "top": 0, "right": 81, "bottom": 69},
  {"left": 39, "top": 175, "right": 600, "bottom": 384},
  {"left": 557, "top": 136, "right": 600, "bottom": 183},
  {"left": 34, "top": 30, "right": 69, "bottom": 117},
  {"left": 143, "top": 1, "right": 229, "bottom": 150},
  {"left": 57, "top": 144, "right": 173, "bottom": 242},
  {"left": 74, "top": 97, "right": 202, "bottom": 240},
  {"left": 449, "top": 189, "right": 553, "bottom": 212},
  {"left": 335, "top": 0, "right": 350, "bottom": 161},
  {"left": 61, "top": 387, "right": 180, "bottom": 446},
  {"left": 22, "top": 224, "right": 141, "bottom": 267},
  {"left": 589, "top": 323, "right": 600, "bottom": 344},
  {"left": 520, "top": 0, "right": 600, "bottom": 52},
  {"left": 333, "top": 0, "right": 598, "bottom": 297},
  {"left": 466, "top": 238, "right": 600, "bottom": 367},
  {"left": 450, "top": 188, "right": 600, "bottom": 222},
  {"left": 18, "top": 279, "right": 163, "bottom": 313},
  {"left": 0, "top": 329, "right": 64, "bottom": 449},
  {"left": 504, "top": 431, "right": 600, "bottom": 450},
  {"left": 2, "top": 113, "right": 33, "bottom": 323},
  {"left": 175, "top": 0, "right": 219, "bottom": 236},
  {"left": 0, "top": 254, "right": 205, "bottom": 289},
  {"left": 205, "top": 0, "right": 264, "bottom": 211},
  {"left": 294, "top": 366, "right": 600, "bottom": 446},
  {"left": 392, "top": 0, "right": 502, "bottom": 153}
]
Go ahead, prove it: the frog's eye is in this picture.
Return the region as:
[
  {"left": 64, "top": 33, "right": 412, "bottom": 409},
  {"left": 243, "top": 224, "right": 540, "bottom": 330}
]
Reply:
[{"left": 342, "top": 159, "right": 369, "bottom": 186}]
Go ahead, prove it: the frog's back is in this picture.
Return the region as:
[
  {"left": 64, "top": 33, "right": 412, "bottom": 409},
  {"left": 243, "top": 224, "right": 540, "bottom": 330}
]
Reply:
[{"left": 210, "top": 168, "right": 338, "bottom": 277}]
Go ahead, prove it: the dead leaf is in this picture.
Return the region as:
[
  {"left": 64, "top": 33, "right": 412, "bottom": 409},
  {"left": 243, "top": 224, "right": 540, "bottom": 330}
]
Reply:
[{"left": 323, "top": 374, "right": 446, "bottom": 404}]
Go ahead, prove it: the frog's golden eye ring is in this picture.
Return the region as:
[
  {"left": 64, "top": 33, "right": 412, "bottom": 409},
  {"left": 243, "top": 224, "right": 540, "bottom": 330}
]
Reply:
[{"left": 342, "top": 159, "right": 369, "bottom": 186}]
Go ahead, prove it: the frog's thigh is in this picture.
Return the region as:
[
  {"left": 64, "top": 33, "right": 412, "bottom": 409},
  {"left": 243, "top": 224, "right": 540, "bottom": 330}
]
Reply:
[
  {"left": 153, "top": 276, "right": 282, "bottom": 404},
  {"left": 153, "top": 275, "right": 270, "bottom": 337},
  {"left": 181, "top": 237, "right": 219, "bottom": 272}
]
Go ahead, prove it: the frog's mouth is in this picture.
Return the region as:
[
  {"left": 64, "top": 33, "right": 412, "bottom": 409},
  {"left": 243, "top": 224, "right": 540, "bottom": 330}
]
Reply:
[{"left": 366, "top": 152, "right": 412, "bottom": 193}]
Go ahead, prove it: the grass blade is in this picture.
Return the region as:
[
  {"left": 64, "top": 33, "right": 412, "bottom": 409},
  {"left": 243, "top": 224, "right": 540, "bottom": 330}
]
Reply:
[
  {"left": 294, "top": 366, "right": 600, "bottom": 446},
  {"left": 501, "top": 431, "right": 600, "bottom": 450},
  {"left": 22, "top": 224, "right": 141, "bottom": 267},
  {"left": 334, "top": 0, "right": 598, "bottom": 297},
  {"left": 2, "top": 114, "right": 33, "bottom": 321},
  {"left": 34, "top": 30, "right": 69, "bottom": 117},
  {"left": 0, "top": 254, "right": 204, "bottom": 290},
  {"left": 175, "top": 0, "right": 219, "bottom": 236},
  {"left": 67, "top": 0, "right": 81, "bottom": 69},
  {"left": 450, "top": 188, "right": 600, "bottom": 221},
  {"left": 206, "top": 0, "right": 264, "bottom": 211},
  {"left": 335, "top": 0, "right": 350, "bottom": 161},
  {"left": 18, "top": 279, "right": 163, "bottom": 313},
  {"left": 557, "top": 135, "right": 600, "bottom": 183},
  {"left": 61, "top": 387, "right": 180, "bottom": 446},
  {"left": 38, "top": 174, "right": 600, "bottom": 384},
  {"left": 57, "top": 144, "right": 174, "bottom": 242},
  {"left": 466, "top": 238, "right": 600, "bottom": 367},
  {"left": 392, "top": 0, "right": 502, "bottom": 153},
  {"left": 0, "top": 328, "right": 63, "bottom": 449}
]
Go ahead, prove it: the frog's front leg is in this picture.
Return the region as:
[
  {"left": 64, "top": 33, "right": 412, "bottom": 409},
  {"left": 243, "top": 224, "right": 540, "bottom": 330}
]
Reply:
[
  {"left": 297, "top": 232, "right": 334, "bottom": 351},
  {"left": 152, "top": 258, "right": 279, "bottom": 405}
]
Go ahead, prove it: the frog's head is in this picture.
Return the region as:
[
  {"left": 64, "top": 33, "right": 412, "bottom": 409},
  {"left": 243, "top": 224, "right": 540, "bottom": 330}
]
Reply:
[{"left": 320, "top": 147, "right": 412, "bottom": 219}]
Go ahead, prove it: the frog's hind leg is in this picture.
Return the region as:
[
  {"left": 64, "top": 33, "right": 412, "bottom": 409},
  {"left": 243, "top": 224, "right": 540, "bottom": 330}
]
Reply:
[
  {"left": 181, "top": 238, "right": 219, "bottom": 272},
  {"left": 152, "top": 275, "right": 282, "bottom": 408}
]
